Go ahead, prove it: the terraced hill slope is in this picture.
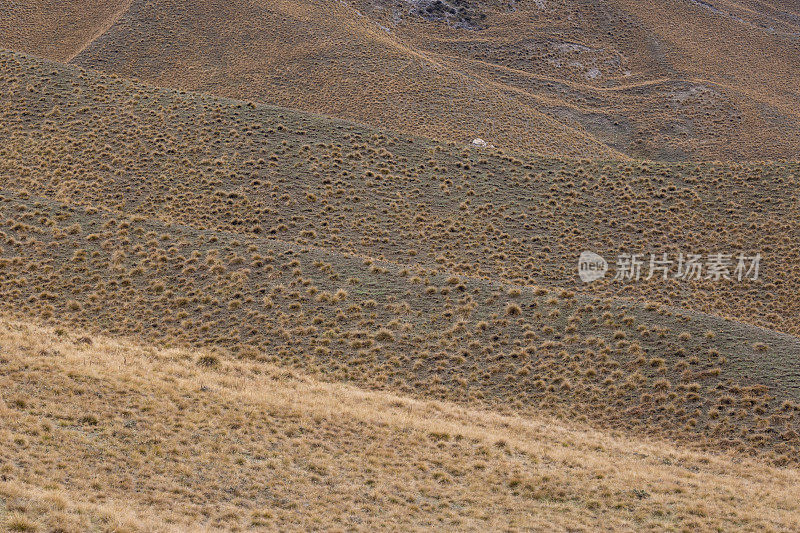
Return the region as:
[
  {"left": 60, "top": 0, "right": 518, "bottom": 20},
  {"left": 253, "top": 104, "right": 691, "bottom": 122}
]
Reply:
[
  {"left": 2, "top": 50, "right": 800, "bottom": 468},
  {"left": 2, "top": 0, "right": 800, "bottom": 160}
]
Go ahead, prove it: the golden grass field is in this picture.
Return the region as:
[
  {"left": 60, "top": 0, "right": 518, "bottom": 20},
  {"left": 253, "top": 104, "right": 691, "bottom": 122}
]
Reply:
[{"left": 1, "top": 0, "right": 800, "bottom": 530}]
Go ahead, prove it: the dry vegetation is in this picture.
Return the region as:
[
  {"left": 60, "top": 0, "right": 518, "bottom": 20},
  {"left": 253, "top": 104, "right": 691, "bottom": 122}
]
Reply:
[
  {"left": 0, "top": 1, "right": 131, "bottom": 62},
  {"left": 3, "top": 0, "right": 800, "bottom": 160},
  {"left": 4, "top": 179, "right": 800, "bottom": 464},
  {"left": 2, "top": 319, "right": 799, "bottom": 531},
  {"left": 0, "top": 51, "right": 799, "bottom": 467},
  {"left": 1, "top": 50, "right": 799, "bottom": 336},
  {"left": 0, "top": 6, "right": 800, "bottom": 526}
]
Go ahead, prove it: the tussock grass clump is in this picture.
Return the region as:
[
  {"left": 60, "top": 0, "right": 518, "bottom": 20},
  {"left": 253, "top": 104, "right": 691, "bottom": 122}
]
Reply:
[{"left": 196, "top": 354, "right": 219, "bottom": 368}]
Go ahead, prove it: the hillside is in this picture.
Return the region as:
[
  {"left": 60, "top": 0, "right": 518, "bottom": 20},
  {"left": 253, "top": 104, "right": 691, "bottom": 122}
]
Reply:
[
  {"left": 2, "top": 0, "right": 800, "bottom": 160},
  {"left": 1, "top": 50, "right": 800, "bottom": 470},
  {"left": 2, "top": 49, "right": 800, "bottom": 336},
  {"left": 2, "top": 319, "right": 800, "bottom": 531},
  {"left": 0, "top": 1, "right": 800, "bottom": 528},
  {"left": 0, "top": 1, "right": 131, "bottom": 62}
]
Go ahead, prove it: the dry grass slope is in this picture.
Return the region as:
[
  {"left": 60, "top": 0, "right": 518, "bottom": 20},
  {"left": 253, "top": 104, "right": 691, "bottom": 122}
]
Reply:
[
  {"left": 0, "top": 1, "right": 131, "bottom": 62},
  {"left": 2, "top": 319, "right": 799, "bottom": 531},
  {"left": 1, "top": 49, "right": 799, "bottom": 335}
]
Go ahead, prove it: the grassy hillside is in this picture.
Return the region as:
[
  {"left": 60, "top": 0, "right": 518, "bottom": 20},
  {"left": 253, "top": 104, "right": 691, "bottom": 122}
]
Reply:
[
  {"left": 2, "top": 319, "right": 799, "bottom": 531},
  {"left": 1, "top": 50, "right": 800, "bottom": 466},
  {"left": 0, "top": 1, "right": 131, "bottom": 62},
  {"left": 1, "top": 49, "right": 799, "bottom": 336},
  {"left": 0, "top": 5, "right": 799, "bottom": 529},
  {"left": 2, "top": 0, "right": 800, "bottom": 160}
]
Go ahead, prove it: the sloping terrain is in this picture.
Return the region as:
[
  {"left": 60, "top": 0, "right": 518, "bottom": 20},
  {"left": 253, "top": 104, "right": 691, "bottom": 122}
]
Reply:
[
  {"left": 2, "top": 0, "right": 800, "bottom": 160},
  {"left": 3, "top": 184, "right": 800, "bottom": 463},
  {"left": 0, "top": 1, "right": 133, "bottom": 62},
  {"left": 2, "top": 49, "right": 799, "bottom": 336},
  {"left": 0, "top": 5, "right": 799, "bottom": 530},
  {"left": 1, "top": 50, "right": 800, "bottom": 467},
  {"left": 2, "top": 319, "right": 800, "bottom": 531}
]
